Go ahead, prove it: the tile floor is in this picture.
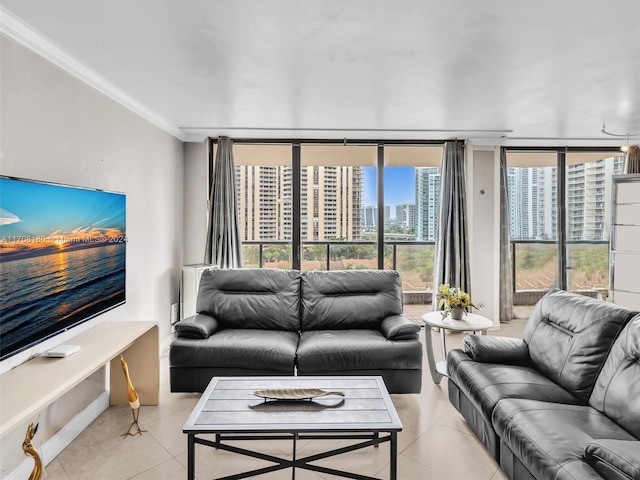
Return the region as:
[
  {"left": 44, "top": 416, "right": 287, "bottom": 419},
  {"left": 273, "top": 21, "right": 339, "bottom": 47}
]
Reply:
[{"left": 42, "top": 310, "right": 528, "bottom": 480}]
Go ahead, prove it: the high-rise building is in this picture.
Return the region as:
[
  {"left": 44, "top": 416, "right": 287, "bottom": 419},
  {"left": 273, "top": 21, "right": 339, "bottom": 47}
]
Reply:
[
  {"left": 508, "top": 156, "right": 624, "bottom": 241},
  {"left": 361, "top": 205, "right": 391, "bottom": 228},
  {"left": 395, "top": 204, "right": 416, "bottom": 229},
  {"left": 567, "top": 156, "right": 625, "bottom": 240},
  {"left": 236, "top": 165, "right": 363, "bottom": 242},
  {"left": 362, "top": 205, "right": 377, "bottom": 228},
  {"left": 415, "top": 168, "right": 440, "bottom": 241},
  {"left": 235, "top": 165, "right": 292, "bottom": 241}
]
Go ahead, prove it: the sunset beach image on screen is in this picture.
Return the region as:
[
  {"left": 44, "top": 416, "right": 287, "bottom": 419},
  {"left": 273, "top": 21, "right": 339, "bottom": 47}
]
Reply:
[{"left": 0, "top": 176, "right": 126, "bottom": 360}]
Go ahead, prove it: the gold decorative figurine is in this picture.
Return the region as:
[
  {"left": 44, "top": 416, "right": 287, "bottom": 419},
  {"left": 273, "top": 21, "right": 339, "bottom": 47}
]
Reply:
[
  {"left": 22, "top": 422, "right": 43, "bottom": 480},
  {"left": 120, "top": 355, "right": 146, "bottom": 437}
]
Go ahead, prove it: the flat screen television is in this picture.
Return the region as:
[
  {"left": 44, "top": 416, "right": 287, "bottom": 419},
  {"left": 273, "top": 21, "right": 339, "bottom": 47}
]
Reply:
[{"left": 0, "top": 176, "right": 126, "bottom": 360}]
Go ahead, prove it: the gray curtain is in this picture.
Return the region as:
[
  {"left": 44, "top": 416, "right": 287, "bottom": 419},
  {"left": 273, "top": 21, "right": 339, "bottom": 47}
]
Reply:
[
  {"left": 625, "top": 146, "right": 640, "bottom": 174},
  {"left": 499, "top": 148, "right": 514, "bottom": 322},
  {"left": 204, "top": 137, "right": 243, "bottom": 268},
  {"left": 433, "top": 140, "right": 471, "bottom": 307}
]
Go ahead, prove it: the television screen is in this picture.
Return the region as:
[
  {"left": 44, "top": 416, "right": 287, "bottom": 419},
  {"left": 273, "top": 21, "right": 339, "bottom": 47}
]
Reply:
[{"left": 0, "top": 176, "right": 126, "bottom": 360}]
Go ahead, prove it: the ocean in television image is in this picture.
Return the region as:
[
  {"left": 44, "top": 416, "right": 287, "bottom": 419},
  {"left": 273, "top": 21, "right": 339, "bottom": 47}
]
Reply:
[{"left": 0, "top": 176, "right": 126, "bottom": 360}]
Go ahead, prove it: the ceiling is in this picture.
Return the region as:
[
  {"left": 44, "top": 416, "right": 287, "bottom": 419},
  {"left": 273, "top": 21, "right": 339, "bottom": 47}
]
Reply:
[{"left": 2, "top": 1, "right": 639, "bottom": 145}]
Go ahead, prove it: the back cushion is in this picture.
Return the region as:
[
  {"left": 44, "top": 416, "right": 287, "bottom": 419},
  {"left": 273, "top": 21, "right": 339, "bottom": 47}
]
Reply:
[
  {"left": 589, "top": 315, "right": 640, "bottom": 437},
  {"left": 300, "top": 269, "right": 403, "bottom": 330},
  {"left": 196, "top": 268, "right": 301, "bottom": 331},
  {"left": 523, "top": 289, "right": 636, "bottom": 402}
]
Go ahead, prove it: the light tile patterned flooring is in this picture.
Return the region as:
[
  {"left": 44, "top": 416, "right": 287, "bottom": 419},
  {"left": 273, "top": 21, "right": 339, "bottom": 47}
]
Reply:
[{"left": 43, "top": 308, "right": 528, "bottom": 480}]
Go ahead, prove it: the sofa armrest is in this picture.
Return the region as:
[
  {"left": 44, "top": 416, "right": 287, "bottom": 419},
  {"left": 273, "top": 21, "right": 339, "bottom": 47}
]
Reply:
[
  {"left": 463, "top": 334, "right": 530, "bottom": 365},
  {"left": 381, "top": 315, "right": 420, "bottom": 340},
  {"left": 584, "top": 439, "right": 640, "bottom": 480},
  {"left": 175, "top": 314, "right": 219, "bottom": 339}
]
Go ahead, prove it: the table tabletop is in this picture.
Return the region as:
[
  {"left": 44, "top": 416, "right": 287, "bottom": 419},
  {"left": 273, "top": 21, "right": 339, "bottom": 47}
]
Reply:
[
  {"left": 183, "top": 376, "right": 403, "bottom": 434},
  {"left": 422, "top": 311, "right": 494, "bottom": 331}
]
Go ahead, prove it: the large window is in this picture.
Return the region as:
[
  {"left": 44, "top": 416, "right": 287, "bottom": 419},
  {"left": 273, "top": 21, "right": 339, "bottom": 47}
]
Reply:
[
  {"left": 507, "top": 149, "right": 624, "bottom": 304},
  {"left": 507, "top": 152, "right": 559, "bottom": 294},
  {"left": 234, "top": 144, "right": 293, "bottom": 268},
  {"left": 300, "top": 145, "right": 377, "bottom": 270},
  {"left": 382, "top": 146, "right": 442, "bottom": 294},
  {"left": 227, "top": 140, "right": 444, "bottom": 300},
  {"left": 565, "top": 153, "right": 624, "bottom": 293}
]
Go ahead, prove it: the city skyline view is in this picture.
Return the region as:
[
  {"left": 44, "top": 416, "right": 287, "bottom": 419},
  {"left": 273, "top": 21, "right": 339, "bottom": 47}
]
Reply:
[{"left": 234, "top": 150, "right": 624, "bottom": 295}]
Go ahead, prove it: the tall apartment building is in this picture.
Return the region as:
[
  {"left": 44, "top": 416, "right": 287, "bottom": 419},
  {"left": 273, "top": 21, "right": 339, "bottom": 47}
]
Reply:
[
  {"left": 415, "top": 167, "right": 440, "bottom": 241},
  {"left": 395, "top": 203, "right": 416, "bottom": 229},
  {"left": 508, "top": 156, "right": 624, "bottom": 241},
  {"left": 362, "top": 205, "right": 391, "bottom": 228},
  {"left": 362, "top": 205, "right": 377, "bottom": 228},
  {"left": 235, "top": 165, "right": 292, "bottom": 241},
  {"left": 567, "top": 156, "right": 625, "bottom": 240},
  {"left": 236, "top": 165, "right": 363, "bottom": 242}
]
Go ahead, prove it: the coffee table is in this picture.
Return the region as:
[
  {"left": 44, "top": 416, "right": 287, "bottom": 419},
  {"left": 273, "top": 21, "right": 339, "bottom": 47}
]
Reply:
[
  {"left": 422, "top": 311, "right": 494, "bottom": 384},
  {"left": 183, "top": 376, "right": 402, "bottom": 480}
]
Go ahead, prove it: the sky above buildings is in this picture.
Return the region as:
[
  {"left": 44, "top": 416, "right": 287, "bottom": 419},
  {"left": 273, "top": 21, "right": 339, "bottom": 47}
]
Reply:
[{"left": 363, "top": 167, "right": 416, "bottom": 213}]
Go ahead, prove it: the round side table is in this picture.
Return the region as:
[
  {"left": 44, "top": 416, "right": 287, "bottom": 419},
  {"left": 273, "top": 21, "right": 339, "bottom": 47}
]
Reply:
[{"left": 422, "top": 311, "right": 494, "bottom": 384}]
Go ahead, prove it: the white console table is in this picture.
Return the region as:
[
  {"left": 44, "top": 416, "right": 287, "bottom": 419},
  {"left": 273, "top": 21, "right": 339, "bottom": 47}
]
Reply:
[{"left": 0, "top": 321, "right": 158, "bottom": 436}]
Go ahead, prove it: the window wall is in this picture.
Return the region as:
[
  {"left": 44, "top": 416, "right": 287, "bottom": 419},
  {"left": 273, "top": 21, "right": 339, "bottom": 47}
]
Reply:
[
  {"left": 300, "top": 144, "right": 377, "bottom": 270},
  {"left": 223, "top": 140, "right": 444, "bottom": 299},
  {"left": 565, "top": 153, "right": 624, "bottom": 293},
  {"left": 383, "top": 146, "right": 442, "bottom": 294},
  {"left": 234, "top": 144, "right": 293, "bottom": 269},
  {"left": 506, "top": 149, "right": 624, "bottom": 303}
]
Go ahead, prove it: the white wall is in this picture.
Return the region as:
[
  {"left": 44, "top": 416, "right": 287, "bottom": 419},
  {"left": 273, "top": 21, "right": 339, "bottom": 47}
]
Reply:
[
  {"left": 468, "top": 146, "right": 501, "bottom": 328},
  {"left": 0, "top": 35, "right": 184, "bottom": 476}
]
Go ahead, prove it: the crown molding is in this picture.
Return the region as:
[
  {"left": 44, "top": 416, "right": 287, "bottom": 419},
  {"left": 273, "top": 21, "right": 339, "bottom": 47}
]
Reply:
[{"left": 0, "top": 7, "right": 186, "bottom": 141}]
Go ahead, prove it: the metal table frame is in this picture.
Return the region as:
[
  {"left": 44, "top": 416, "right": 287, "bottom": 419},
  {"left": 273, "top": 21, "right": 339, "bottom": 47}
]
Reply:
[
  {"left": 422, "top": 311, "right": 494, "bottom": 384},
  {"left": 184, "top": 376, "right": 402, "bottom": 480}
]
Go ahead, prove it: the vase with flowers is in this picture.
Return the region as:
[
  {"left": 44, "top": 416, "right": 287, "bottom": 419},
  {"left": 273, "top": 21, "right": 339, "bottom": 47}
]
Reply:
[{"left": 437, "top": 284, "right": 475, "bottom": 320}]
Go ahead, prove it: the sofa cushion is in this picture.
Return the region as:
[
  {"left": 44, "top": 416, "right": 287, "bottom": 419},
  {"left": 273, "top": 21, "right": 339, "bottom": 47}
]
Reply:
[
  {"left": 522, "top": 289, "right": 636, "bottom": 402},
  {"left": 169, "top": 329, "right": 299, "bottom": 373},
  {"left": 492, "top": 399, "right": 637, "bottom": 480},
  {"left": 380, "top": 315, "right": 420, "bottom": 340},
  {"left": 196, "top": 268, "right": 301, "bottom": 331},
  {"left": 296, "top": 329, "right": 422, "bottom": 373},
  {"left": 589, "top": 315, "right": 640, "bottom": 438},
  {"left": 175, "top": 314, "right": 219, "bottom": 339},
  {"left": 464, "top": 335, "right": 530, "bottom": 365},
  {"left": 584, "top": 439, "right": 640, "bottom": 480},
  {"left": 447, "top": 349, "right": 583, "bottom": 423},
  {"left": 300, "top": 269, "right": 403, "bottom": 330}
]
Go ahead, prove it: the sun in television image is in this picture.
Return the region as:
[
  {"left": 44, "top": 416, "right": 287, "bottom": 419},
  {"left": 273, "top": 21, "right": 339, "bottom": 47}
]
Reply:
[{"left": 0, "top": 176, "right": 126, "bottom": 360}]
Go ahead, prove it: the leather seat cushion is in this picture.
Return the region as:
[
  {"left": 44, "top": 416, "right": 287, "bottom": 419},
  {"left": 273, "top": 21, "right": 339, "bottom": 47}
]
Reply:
[
  {"left": 447, "top": 349, "right": 583, "bottom": 422},
  {"left": 522, "top": 289, "right": 636, "bottom": 402},
  {"left": 196, "top": 268, "right": 301, "bottom": 331},
  {"left": 589, "top": 316, "right": 640, "bottom": 438},
  {"left": 300, "top": 270, "right": 403, "bottom": 330},
  {"left": 492, "top": 398, "right": 637, "bottom": 480},
  {"left": 170, "top": 329, "right": 298, "bottom": 372},
  {"left": 296, "top": 330, "right": 422, "bottom": 372}
]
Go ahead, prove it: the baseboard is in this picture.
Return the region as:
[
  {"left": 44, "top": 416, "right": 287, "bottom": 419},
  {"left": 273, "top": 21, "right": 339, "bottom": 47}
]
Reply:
[{"left": 8, "top": 391, "right": 109, "bottom": 479}]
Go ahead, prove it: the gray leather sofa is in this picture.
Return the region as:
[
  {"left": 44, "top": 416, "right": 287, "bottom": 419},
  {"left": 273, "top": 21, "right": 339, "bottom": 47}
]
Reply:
[
  {"left": 447, "top": 289, "right": 640, "bottom": 480},
  {"left": 170, "top": 268, "right": 423, "bottom": 394}
]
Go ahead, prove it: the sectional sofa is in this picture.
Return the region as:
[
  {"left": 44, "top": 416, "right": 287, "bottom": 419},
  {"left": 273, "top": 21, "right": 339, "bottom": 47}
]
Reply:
[
  {"left": 447, "top": 289, "right": 639, "bottom": 480},
  {"left": 169, "top": 268, "right": 423, "bottom": 394}
]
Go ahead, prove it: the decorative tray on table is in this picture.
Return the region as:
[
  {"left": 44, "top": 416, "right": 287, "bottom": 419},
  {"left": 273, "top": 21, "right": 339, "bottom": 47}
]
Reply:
[{"left": 252, "top": 388, "right": 345, "bottom": 402}]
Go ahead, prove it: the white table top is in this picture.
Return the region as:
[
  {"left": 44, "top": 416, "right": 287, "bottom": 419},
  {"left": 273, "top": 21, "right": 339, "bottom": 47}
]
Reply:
[{"left": 422, "top": 311, "right": 493, "bottom": 331}]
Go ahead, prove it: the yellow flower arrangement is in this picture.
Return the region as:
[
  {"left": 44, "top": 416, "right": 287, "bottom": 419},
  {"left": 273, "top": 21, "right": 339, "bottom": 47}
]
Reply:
[{"left": 437, "top": 284, "right": 475, "bottom": 318}]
